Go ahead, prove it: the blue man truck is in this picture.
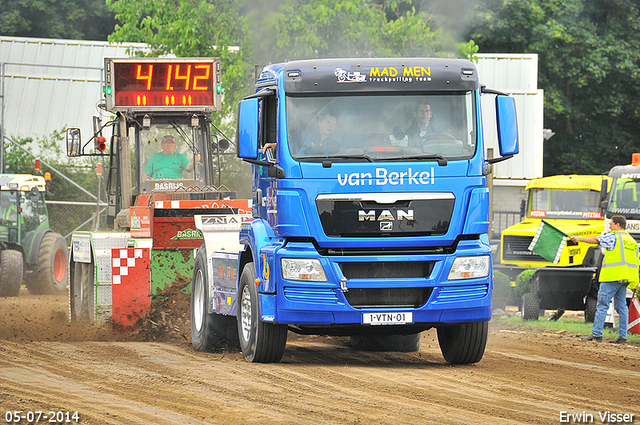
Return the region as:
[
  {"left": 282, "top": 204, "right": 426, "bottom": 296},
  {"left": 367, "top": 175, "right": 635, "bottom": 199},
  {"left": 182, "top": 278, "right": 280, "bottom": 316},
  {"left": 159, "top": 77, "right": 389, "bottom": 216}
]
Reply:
[{"left": 191, "top": 58, "right": 519, "bottom": 364}]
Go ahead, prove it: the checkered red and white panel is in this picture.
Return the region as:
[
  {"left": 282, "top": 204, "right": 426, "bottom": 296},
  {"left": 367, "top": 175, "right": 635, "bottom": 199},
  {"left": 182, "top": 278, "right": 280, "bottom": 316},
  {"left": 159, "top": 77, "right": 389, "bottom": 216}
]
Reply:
[{"left": 112, "top": 248, "right": 146, "bottom": 284}]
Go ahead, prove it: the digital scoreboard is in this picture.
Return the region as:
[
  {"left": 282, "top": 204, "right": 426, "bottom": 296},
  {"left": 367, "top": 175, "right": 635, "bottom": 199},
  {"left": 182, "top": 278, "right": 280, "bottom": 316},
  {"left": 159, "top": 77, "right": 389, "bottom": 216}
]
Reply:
[{"left": 104, "top": 58, "right": 222, "bottom": 112}]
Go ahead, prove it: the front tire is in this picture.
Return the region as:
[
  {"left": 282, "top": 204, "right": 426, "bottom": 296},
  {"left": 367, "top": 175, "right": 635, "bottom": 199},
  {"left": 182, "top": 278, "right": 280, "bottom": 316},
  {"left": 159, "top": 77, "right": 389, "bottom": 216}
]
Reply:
[
  {"left": 26, "top": 232, "right": 68, "bottom": 295},
  {"left": 191, "top": 247, "right": 238, "bottom": 351},
  {"left": 0, "top": 250, "right": 23, "bottom": 297},
  {"left": 237, "top": 262, "right": 287, "bottom": 363},
  {"left": 437, "top": 321, "right": 488, "bottom": 364}
]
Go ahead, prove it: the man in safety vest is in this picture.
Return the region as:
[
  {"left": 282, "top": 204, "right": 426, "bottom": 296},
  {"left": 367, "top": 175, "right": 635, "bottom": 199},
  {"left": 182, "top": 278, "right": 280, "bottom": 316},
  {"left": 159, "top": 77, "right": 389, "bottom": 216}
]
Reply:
[{"left": 570, "top": 215, "right": 639, "bottom": 344}]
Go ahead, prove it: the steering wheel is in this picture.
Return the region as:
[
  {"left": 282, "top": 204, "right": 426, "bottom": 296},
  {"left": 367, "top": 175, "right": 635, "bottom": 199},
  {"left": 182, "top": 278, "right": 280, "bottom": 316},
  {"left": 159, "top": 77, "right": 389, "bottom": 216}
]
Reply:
[{"left": 424, "top": 132, "right": 458, "bottom": 142}]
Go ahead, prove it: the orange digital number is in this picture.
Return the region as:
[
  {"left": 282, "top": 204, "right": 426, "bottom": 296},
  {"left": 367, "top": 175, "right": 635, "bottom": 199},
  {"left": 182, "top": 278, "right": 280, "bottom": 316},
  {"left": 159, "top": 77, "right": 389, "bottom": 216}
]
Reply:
[
  {"left": 136, "top": 65, "right": 153, "bottom": 91},
  {"left": 166, "top": 64, "right": 174, "bottom": 90},
  {"left": 174, "top": 65, "right": 191, "bottom": 90},
  {"left": 193, "top": 65, "right": 211, "bottom": 90}
]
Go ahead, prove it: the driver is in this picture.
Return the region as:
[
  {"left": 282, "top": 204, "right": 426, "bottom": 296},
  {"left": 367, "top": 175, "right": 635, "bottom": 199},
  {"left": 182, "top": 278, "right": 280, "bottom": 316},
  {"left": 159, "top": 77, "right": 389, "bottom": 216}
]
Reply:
[
  {"left": 298, "top": 110, "right": 340, "bottom": 155},
  {"left": 406, "top": 101, "right": 441, "bottom": 147},
  {"left": 142, "top": 135, "right": 200, "bottom": 181}
]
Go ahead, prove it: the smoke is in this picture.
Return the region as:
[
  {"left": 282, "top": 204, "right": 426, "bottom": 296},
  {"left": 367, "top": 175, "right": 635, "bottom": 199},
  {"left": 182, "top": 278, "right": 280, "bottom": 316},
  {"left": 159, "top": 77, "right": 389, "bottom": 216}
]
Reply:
[
  {"left": 240, "top": 0, "right": 482, "bottom": 63},
  {"left": 421, "top": 0, "right": 481, "bottom": 41}
]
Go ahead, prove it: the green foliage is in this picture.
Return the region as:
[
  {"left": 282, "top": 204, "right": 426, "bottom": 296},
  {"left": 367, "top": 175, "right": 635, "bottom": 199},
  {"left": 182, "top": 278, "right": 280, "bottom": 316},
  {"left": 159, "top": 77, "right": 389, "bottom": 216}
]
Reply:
[
  {"left": 515, "top": 269, "right": 536, "bottom": 298},
  {"left": 493, "top": 270, "right": 511, "bottom": 297},
  {"left": 0, "top": 0, "right": 117, "bottom": 40},
  {"left": 271, "top": 0, "right": 446, "bottom": 60},
  {"left": 467, "top": 0, "right": 640, "bottom": 176}
]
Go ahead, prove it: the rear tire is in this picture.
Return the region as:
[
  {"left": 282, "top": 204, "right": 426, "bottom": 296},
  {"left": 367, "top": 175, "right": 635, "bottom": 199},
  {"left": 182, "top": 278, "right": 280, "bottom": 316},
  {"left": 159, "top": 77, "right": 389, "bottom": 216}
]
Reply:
[
  {"left": 191, "top": 247, "right": 238, "bottom": 351},
  {"left": 437, "top": 321, "right": 488, "bottom": 364},
  {"left": 0, "top": 250, "right": 23, "bottom": 297},
  {"left": 521, "top": 292, "right": 540, "bottom": 321},
  {"left": 585, "top": 295, "right": 597, "bottom": 323},
  {"left": 237, "top": 262, "right": 287, "bottom": 363},
  {"left": 26, "top": 232, "right": 68, "bottom": 295},
  {"left": 349, "top": 333, "right": 421, "bottom": 352},
  {"left": 70, "top": 259, "right": 95, "bottom": 323}
]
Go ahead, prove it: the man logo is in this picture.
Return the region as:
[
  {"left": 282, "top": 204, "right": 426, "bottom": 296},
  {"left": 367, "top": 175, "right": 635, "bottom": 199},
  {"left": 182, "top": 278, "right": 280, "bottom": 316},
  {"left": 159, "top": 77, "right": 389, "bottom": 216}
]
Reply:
[
  {"left": 380, "top": 222, "right": 393, "bottom": 231},
  {"left": 358, "top": 209, "right": 415, "bottom": 221}
]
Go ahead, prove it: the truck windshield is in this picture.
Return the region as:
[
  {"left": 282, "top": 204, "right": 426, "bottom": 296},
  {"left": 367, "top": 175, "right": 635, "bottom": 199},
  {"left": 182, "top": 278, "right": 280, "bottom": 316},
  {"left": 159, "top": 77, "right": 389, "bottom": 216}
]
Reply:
[
  {"left": 138, "top": 120, "right": 206, "bottom": 193},
  {"left": 529, "top": 189, "right": 603, "bottom": 219},
  {"left": 286, "top": 93, "right": 476, "bottom": 162},
  {"left": 606, "top": 178, "right": 640, "bottom": 216}
]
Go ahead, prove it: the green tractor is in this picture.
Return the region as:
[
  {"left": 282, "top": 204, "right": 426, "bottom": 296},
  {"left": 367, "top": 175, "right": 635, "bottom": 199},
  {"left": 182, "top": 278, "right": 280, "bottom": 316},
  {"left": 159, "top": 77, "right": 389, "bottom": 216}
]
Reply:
[{"left": 0, "top": 174, "right": 68, "bottom": 297}]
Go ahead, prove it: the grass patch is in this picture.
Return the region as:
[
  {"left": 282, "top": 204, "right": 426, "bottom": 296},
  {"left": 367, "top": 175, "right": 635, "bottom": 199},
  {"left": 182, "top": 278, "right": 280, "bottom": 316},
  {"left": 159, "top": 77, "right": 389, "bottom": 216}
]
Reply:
[{"left": 493, "top": 314, "right": 640, "bottom": 344}]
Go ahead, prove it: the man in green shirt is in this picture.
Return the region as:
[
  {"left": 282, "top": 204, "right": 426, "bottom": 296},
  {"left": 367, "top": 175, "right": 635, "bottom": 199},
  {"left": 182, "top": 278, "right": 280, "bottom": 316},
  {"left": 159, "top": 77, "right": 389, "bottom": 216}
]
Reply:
[{"left": 142, "top": 135, "right": 200, "bottom": 181}]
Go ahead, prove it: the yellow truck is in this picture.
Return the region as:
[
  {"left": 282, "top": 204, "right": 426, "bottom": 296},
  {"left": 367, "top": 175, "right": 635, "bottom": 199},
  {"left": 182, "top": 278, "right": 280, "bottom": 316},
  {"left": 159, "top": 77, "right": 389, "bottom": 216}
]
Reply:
[{"left": 495, "top": 175, "right": 611, "bottom": 320}]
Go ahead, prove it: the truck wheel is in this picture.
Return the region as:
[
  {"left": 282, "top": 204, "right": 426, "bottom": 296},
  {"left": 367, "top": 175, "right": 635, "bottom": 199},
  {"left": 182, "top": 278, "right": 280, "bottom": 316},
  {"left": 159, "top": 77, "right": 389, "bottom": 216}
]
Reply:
[
  {"left": 584, "top": 295, "right": 597, "bottom": 323},
  {"left": 70, "top": 259, "right": 95, "bottom": 323},
  {"left": 521, "top": 292, "right": 540, "bottom": 321},
  {"left": 26, "top": 232, "right": 68, "bottom": 295},
  {"left": 437, "top": 321, "right": 488, "bottom": 364},
  {"left": 191, "top": 247, "right": 238, "bottom": 351},
  {"left": 0, "top": 250, "right": 24, "bottom": 297},
  {"left": 237, "top": 262, "right": 287, "bottom": 363},
  {"left": 349, "top": 334, "right": 421, "bottom": 352}
]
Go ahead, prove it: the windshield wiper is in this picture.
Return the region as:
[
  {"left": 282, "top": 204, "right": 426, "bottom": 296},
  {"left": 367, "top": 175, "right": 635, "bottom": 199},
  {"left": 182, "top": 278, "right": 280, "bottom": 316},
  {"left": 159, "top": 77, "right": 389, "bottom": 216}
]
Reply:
[
  {"left": 301, "top": 154, "right": 375, "bottom": 163},
  {"left": 386, "top": 154, "right": 448, "bottom": 166}
]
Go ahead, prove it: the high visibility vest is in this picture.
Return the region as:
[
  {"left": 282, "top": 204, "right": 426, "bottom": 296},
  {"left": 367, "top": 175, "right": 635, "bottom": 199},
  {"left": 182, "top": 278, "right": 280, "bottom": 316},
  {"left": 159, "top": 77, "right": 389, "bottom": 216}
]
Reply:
[{"left": 599, "top": 230, "right": 639, "bottom": 289}]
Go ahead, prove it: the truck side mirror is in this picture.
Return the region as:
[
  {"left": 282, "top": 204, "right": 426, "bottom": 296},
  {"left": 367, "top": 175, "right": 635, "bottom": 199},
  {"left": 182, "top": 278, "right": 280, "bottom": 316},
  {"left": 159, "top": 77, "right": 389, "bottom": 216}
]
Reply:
[
  {"left": 66, "top": 128, "right": 82, "bottom": 157},
  {"left": 519, "top": 198, "right": 526, "bottom": 220},
  {"left": 495, "top": 95, "right": 519, "bottom": 157},
  {"left": 600, "top": 178, "right": 609, "bottom": 201},
  {"left": 237, "top": 98, "right": 259, "bottom": 160}
]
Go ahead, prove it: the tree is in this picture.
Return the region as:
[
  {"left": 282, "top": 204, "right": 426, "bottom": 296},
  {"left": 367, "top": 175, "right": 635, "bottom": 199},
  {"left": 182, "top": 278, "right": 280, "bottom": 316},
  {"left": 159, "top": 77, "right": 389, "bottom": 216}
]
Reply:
[
  {"left": 271, "top": 0, "right": 445, "bottom": 61},
  {"left": 0, "top": 0, "right": 117, "bottom": 40},
  {"left": 467, "top": 0, "right": 640, "bottom": 175}
]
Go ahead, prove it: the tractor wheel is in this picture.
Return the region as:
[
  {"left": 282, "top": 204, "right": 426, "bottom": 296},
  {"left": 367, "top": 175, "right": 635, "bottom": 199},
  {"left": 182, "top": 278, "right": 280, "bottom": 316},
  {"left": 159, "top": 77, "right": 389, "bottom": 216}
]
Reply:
[
  {"left": 584, "top": 295, "right": 597, "bottom": 323},
  {"left": 0, "top": 250, "right": 24, "bottom": 297},
  {"left": 26, "top": 232, "right": 68, "bottom": 295},
  {"left": 349, "top": 334, "right": 421, "bottom": 352},
  {"left": 191, "top": 247, "right": 238, "bottom": 351},
  {"left": 437, "top": 321, "right": 488, "bottom": 364},
  {"left": 237, "top": 262, "right": 287, "bottom": 363},
  {"left": 521, "top": 292, "right": 540, "bottom": 321},
  {"left": 70, "top": 259, "right": 95, "bottom": 323}
]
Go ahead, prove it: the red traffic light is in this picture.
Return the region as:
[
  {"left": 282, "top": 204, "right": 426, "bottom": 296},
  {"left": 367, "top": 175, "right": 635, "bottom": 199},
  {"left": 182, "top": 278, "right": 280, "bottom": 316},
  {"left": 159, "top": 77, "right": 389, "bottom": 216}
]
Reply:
[{"left": 96, "top": 136, "right": 107, "bottom": 152}]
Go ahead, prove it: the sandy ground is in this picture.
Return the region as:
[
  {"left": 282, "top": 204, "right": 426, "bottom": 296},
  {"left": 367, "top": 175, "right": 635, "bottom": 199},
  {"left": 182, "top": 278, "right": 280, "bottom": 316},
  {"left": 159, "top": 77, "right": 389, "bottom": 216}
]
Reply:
[{"left": 1, "top": 288, "right": 639, "bottom": 425}]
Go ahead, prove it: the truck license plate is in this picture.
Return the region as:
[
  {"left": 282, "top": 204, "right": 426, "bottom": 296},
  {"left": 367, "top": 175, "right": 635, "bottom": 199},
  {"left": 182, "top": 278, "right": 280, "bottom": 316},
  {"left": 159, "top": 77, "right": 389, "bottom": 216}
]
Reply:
[{"left": 362, "top": 312, "right": 413, "bottom": 325}]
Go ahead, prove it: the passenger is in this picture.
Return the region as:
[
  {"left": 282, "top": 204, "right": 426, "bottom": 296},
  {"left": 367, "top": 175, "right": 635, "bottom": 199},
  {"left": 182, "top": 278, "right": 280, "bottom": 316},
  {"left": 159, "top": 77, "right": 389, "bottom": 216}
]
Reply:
[
  {"left": 142, "top": 135, "right": 200, "bottom": 181},
  {"left": 406, "top": 101, "right": 441, "bottom": 147}
]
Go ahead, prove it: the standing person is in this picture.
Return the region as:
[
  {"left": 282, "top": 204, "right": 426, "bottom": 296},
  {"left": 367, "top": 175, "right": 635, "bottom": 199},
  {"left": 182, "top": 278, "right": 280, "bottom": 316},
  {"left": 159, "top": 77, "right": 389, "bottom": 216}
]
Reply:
[
  {"left": 298, "top": 110, "right": 340, "bottom": 155},
  {"left": 406, "top": 101, "right": 441, "bottom": 147},
  {"left": 570, "top": 215, "right": 639, "bottom": 343},
  {"left": 143, "top": 135, "right": 200, "bottom": 181}
]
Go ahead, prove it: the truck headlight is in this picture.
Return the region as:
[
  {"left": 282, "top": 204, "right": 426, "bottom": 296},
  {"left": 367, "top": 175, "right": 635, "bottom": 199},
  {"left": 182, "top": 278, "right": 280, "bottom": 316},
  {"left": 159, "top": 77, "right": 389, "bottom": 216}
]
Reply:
[
  {"left": 281, "top": 258, "right": 328, "bottom": 282},
  {"left": 448, "top": 255, "right": 490, "bottom": 280}
]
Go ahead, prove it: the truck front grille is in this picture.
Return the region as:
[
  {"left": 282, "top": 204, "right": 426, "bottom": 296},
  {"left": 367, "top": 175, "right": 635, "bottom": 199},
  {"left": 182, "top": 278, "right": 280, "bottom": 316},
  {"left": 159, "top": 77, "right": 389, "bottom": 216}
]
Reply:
[
  {"left": 344, "top": 287, "right": 433, "bottom": 309},
  {"left": 339, "top": 261, "right": 434, "bottom": 279},
  {"left": 502, "top": 235, "right": 544, "bottom": 261}
]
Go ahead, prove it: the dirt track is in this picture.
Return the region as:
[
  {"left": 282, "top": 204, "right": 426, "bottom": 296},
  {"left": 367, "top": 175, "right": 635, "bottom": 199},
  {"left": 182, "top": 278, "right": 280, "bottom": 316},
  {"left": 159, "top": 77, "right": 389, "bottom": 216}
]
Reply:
[{"left": 1, "top": 290, "right": 639, "bottom": 425}]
